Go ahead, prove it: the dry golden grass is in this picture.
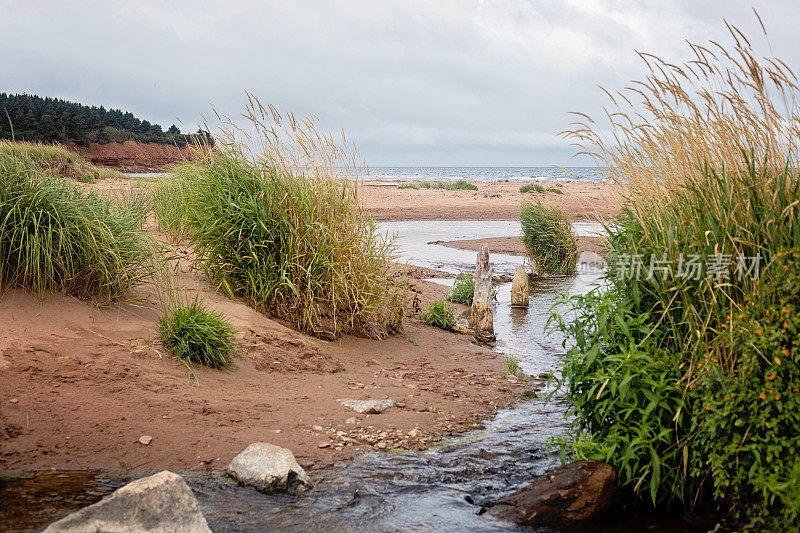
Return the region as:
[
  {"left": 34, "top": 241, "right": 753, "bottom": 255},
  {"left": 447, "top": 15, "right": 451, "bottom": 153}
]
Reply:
[
  {"left": 0, "top": 140, "right": 123, "bottom": 182},
  {"left": 565, "top": 13, "right": 798, "bottom": 210},
  {"left": 563, "top": 14, "right": 800, "bottom": 378}
]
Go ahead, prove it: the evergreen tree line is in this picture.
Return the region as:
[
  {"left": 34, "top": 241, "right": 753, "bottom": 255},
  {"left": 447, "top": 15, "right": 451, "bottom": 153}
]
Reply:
[{"left": 0, "top": 93, "right": 213, "bottom": 147}]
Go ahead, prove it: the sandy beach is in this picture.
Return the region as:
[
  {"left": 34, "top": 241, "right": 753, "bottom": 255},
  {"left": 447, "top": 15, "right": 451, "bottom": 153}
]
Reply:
[
  {"left": 0, "top": 176, "right": 617, "bottom": 472},
  {"left": 359, "top": 181, "right": 619, "bottom": 222}
]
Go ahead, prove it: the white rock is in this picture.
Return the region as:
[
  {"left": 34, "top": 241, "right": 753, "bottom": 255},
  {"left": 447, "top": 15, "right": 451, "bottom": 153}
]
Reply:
[
  {"left": 44, "top": 471, "right": 210, "bottom": 532},
  {"left": 227, "top": 442, "right": 312, "bottom": 492},
  {"left": 336, "top": 399, "right": 396, "bottom": 414}
]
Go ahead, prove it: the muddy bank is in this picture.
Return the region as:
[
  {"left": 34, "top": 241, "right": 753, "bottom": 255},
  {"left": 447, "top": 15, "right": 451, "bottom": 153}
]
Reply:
[
  {"left": 359, "top": 181, "right": 619, "bottom": 222},
  {"left": 67, "top": 141, "right": 203, "bottom": 172}
]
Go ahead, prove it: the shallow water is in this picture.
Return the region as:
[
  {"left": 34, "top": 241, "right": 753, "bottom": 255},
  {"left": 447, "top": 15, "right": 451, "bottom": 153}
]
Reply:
[
  {"left": 1, "top": 221, "right": 698, "bottom": 532},
  {"left": 380, "top": 220, "right": 604, "bottom": 277}
]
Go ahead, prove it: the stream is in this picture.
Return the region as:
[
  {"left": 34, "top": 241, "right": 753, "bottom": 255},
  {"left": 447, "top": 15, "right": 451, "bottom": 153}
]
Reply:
[{"left": 0, "top": 221, "right": 697, "bottom": 532}]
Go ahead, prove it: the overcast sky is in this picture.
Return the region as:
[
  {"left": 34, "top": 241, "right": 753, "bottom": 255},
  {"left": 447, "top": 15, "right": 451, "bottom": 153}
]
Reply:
[{"left": 2, "top": 1, "right": 798, "bottom": 166}]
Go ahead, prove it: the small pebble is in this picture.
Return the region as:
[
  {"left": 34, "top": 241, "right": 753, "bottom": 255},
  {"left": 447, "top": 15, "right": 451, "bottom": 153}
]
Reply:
[
  {"left": 317, "top": 440, "right": 332, "bottom": 448},
  {"left": 9, "top": 398, "right": 18, "bottom": 404},
  {"left": 138, "top": 435, "right": 152, "bottom": 446}
]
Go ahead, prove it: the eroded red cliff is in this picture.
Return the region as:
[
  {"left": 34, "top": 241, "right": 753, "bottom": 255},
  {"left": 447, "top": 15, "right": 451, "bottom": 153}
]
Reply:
[{"left": 67, "top": 141, "right": 205, "bottom": 172}]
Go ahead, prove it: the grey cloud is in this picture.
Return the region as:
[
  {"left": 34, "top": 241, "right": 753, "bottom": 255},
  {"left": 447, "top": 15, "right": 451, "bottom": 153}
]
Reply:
[{"left": 1, "top": 0, "right": 797, "bottom": 165}]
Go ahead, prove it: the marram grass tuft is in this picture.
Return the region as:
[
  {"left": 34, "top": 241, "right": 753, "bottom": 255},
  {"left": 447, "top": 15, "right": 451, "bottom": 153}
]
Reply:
[
  {"left": 164, "top": 94, "right": 407, "bottom": 339},
  {"left": 158, "top": 296, "right": 237, "bottom": 370},
  {"left": 520, "top": 201, "right": 577, "bottom": 275},
  {"left": 0, "top": 150, "right": 154, "bottom": 299}
]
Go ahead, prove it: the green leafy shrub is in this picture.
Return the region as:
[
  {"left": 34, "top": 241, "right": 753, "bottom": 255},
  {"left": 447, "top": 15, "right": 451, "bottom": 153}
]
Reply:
[
  {"left": 447, "top": 273, "right": 474, "bottom": 305},
  {"left": 0, "top": 151, "right": 154, "bottom": 299},
  {"left": 695, "top": 251, "right": 800, "bottom": 526},
  {"left": 158, "top": 297, "right": 237, "bottom": 370},
  {"left": 520, "top": 201, "right": 577, "bottom": 275},
  {"left": 553, "top": 163, "right": 800, "bottom": 520},
  {"left": 551, "top": 286, "right": 692, "bottom": 506},
  {"left": 421, "top": 299, "right": 455, "bottom": 330}
]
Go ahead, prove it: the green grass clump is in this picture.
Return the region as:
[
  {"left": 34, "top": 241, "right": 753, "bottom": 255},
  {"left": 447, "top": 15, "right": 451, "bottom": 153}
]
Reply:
[
  {"left": 397, "top": 183, "right": 419, "bottom": 190},
  {"left": 0, "top": 140, "right": 123, "bottom": 182},
  {"left": 158, "top": 297, "right": 237, "bottom": 370},
  {"left": 504, "top": 356, "right": 519, "bottom": 375},
  {"left": 447, "top": 273, "right": 474, "bottom": 305},
  {"left": 520, "top": 201, "right": 577, "bottom": 275},
  {"left": 552, "top": 20, "right": 800, "bottom": 528},
  {"left": 419, "top": 180, "right": 477, "bottom": 191},
  {"left": 519, "top": 183, "right": 564, "bottom": 194},
  {"left": 421, "top": 299, "right": 455, "bottom": 330},
  {"left": 0, "top": 151, "right": 154, "bottom": 299},
  {"left": 176, "top": 153, "right": 404, "bottom": 339},
  {"left": 519, "top": 183, "right": 545, "bottom": 193}
]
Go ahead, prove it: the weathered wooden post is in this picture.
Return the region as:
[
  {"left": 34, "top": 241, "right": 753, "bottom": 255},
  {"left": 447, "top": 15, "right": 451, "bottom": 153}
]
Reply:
[
  {"left": 510, "top": 263, "right": 529, "bottom": 308},
  {"left": 470, "top": 244, "right": 495, "bottom": 342}
]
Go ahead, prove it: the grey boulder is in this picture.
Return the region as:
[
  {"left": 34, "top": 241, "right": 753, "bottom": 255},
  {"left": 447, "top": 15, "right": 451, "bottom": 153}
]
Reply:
[
  {"left": 227, "top": 442, "right": 312, "bottom": 492},
  {"left": 336, "top": 398, "right": 396, "bottom": 414},
  {"left": 44, "top": 470, "right": 210, "bottom": 533}
]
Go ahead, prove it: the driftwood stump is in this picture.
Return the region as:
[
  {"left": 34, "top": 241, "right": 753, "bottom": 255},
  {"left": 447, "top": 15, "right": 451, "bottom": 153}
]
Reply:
[
  {"left": 510, "top": 263, "right": 529, "bottom": 308},
  {"left": 470, "top": 244, "right": 495, "bottom": 342}
]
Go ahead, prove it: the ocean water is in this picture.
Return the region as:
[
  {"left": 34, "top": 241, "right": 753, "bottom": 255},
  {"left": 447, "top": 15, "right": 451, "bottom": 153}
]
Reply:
[
  {"left": 363, "top": 166, "right": 606, "bottom": 183},
  {"left": 122, "top": 167, "right": 608, "bottom": 183}
]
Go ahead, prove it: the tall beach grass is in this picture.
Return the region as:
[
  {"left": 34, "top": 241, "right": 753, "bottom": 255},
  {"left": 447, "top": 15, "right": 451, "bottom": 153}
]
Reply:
[
  {"left": 157, "top": 95, "right": 407, "bottom": 339},
  {"left": 553, "top": 16, "right": 800, "bottom": 526}
]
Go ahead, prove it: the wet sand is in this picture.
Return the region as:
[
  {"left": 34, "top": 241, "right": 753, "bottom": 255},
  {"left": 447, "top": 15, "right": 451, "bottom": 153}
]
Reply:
[{"left": 431, "top": 235, "right": 608, "bottom": 257}]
